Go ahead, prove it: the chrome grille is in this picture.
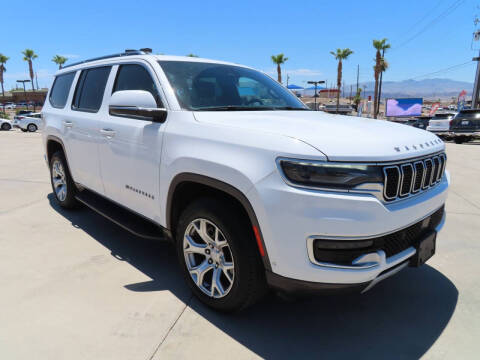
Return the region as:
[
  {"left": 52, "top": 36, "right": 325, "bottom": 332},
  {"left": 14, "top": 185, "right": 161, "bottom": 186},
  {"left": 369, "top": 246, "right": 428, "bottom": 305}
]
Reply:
[{"left": 383, "top": 153, "right": 446, "bottom": 201}]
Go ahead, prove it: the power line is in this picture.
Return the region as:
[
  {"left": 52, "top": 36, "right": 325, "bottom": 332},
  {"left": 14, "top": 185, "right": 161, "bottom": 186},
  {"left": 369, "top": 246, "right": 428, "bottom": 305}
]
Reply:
[
  {"left": 402, "top": 0, "right": 445, "bottom": 37},
  {"left": 407, "top": 60, "right": 474, "bottom": 80},
  {"left": 393, "top": 0, "right": 466, "bottom": 51}
]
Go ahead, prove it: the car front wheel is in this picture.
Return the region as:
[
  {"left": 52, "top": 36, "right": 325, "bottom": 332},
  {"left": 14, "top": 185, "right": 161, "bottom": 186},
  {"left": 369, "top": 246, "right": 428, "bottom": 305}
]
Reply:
[
  {"left": 176, "top": 198, "right": 267, "bottom": 312},
  {"left": 1, "top": 123, "right": 11, "bottom": 130},
  {"left": 27, "top": 124, "right": 37, "bottom": 132}
]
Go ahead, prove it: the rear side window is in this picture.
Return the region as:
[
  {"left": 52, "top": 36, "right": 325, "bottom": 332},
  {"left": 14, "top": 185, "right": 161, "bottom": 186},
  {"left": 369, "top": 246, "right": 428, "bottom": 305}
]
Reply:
[
  {"left": 49, "top": 72, "right": 75, "bottom": 108},
  {"left": 113, "top": 64, "right": 161, "bottom": 105},
  {"left": 72, "top": 66, "right": 111, "bottom": 112}
]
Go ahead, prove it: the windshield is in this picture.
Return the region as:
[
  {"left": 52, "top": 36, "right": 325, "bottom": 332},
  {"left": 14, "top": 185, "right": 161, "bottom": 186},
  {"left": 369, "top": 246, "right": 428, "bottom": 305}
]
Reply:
[
  {"left": 456, "top": 111, "right": 480, "bottom": 119},
  {"left": 158, "top": 61, "right": 308, "bottom": 111}
]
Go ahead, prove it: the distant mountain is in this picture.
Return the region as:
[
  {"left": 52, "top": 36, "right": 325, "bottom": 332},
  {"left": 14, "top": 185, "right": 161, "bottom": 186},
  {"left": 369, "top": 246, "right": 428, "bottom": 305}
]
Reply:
[{"left": 358, "top": 78, "right": 473, "bottom": 100}]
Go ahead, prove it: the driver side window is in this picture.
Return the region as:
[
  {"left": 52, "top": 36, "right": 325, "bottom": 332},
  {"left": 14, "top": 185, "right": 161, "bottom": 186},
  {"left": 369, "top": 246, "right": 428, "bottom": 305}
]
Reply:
[{"left": 113, "top": 64, "right": 163, "bottom": 106}]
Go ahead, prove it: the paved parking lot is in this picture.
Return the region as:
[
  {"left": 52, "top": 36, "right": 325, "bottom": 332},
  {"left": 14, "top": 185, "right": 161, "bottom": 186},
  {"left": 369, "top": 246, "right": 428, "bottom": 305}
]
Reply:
[{"left": 0, "top": 130, "right": 479, "bottom": 359}]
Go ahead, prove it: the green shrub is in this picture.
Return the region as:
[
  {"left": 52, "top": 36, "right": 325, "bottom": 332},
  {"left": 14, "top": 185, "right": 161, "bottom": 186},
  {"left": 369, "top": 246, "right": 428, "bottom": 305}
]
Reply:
[{"left": 0, "top": 112, "right": 9, "bottom": 119}]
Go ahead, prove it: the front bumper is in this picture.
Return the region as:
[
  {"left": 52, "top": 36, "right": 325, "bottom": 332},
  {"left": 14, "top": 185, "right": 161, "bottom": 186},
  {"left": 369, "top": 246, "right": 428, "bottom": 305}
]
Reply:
[{"left": 248, "top": 169, "right": 449, "bottom": 287}]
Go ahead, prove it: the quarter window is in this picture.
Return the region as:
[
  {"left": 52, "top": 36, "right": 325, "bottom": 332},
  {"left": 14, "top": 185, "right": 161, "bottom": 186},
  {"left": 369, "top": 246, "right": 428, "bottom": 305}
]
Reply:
[
  {"left": 113, "top": 64, "right": 161, "bottom": 105},
  {"left": 49, "top": 72, "right": 75, "bottom": 109},
  {"left": 72, "top": 66, "right": 111, "bottom": 112}
]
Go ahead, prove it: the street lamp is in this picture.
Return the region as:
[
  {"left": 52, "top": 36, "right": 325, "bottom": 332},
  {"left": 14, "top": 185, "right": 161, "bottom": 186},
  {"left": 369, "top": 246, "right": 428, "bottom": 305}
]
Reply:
[
  {"left": 307, "top": 80, "right": 325, "bottom": 110},
  {"left": 16, "top": 80, "right": 30, "bottom": 109}
]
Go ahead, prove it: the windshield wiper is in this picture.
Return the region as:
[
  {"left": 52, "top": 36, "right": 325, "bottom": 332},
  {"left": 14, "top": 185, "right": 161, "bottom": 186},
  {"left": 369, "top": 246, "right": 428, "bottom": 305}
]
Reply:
[{"left": 193, "top": 106, "right": 276, "bottom": 111}]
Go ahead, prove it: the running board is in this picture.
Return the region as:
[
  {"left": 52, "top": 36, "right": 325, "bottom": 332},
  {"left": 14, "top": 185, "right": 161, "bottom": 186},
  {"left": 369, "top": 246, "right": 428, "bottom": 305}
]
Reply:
[{"left": 75, "top": 189, "right": 168, "bottom": 241}]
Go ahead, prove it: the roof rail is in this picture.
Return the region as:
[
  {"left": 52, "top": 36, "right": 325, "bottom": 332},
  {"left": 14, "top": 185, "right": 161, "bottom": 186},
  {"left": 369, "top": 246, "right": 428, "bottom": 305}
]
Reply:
[{"left": 62, "top": 49, "right": 149, "bottom": 69}]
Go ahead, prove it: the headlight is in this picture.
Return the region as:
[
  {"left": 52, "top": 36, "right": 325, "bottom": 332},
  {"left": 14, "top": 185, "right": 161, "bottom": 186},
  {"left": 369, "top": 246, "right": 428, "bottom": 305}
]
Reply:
[{"left": 279, "top": 159, "right": 383, "bottom": 190}]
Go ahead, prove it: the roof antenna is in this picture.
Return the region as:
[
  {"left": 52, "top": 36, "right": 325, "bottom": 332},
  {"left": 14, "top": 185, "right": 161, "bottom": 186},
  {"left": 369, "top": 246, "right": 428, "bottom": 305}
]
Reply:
[{"left": 140, "top": 48, "right": 152, "bottom": 54}]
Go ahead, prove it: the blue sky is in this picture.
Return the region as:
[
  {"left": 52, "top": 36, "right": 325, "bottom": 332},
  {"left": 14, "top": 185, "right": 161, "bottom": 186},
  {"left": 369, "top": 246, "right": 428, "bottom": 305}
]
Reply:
[{"left": 3, "top": 0, "right": 478, "bottom": 90}]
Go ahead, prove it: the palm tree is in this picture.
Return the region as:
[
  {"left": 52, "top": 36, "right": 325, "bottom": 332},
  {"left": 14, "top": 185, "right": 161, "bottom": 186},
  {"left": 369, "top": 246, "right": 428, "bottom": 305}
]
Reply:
[
  {"left": 0, "top": 54, "right": 9, "bottom": 98},
  {"left": 52, "top": 55, "right": 68, "bottom": 69},
  {"left": 22, "top": 49, "right": 38, "bottom": 91},
  {"left": 376, "top": 58, "right": 389, "bottom": 117},
  {"left": 330, "top": 48, "right": 354, "bottom": 112},
  {"left": 271, "top": 54, "right": 288, "bottom": 83},
  {"left": 372, "top": 39, "right": 390, "bottom": 118},
  {"left": 376, "top": 40, "right": 390, "bottom": 117}
]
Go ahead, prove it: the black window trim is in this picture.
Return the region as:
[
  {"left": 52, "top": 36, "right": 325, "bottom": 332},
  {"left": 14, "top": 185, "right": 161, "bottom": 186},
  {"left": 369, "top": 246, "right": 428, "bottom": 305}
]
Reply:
[
  {"left": 111, "top": 62, "right": 163, "bottom": 109},
  {"left": 49, "top": 71, "right": 77, "bottom": 109},
  {"left": 71, "top": 65, "right": 112, "bottom": 114}
]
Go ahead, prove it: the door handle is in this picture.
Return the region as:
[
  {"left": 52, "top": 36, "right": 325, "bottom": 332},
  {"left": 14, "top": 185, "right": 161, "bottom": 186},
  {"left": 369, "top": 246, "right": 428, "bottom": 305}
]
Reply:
[
  {"left": 63, "top": 121, "right": 73, "bottom": 128},
  {"left": 100, "top": 128, "right": 116, "bottom": 137}
]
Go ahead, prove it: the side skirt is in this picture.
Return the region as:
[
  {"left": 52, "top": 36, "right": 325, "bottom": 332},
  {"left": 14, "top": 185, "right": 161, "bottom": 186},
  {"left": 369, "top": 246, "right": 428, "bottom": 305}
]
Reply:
[{"left": 75, "top": 188, "right": 170, "bottom": 241}]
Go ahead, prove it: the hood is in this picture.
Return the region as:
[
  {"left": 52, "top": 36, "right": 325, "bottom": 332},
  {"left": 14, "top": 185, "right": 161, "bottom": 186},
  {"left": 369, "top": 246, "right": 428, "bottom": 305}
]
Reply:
[{"left": 193, "top": 111, "right": 445, "bottom": 162}]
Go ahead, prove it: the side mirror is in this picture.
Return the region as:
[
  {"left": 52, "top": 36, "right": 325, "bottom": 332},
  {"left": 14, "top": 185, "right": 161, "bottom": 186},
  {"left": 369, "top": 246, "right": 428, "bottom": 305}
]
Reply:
[{"left": 109, "top": 90, "right": 167, "bottom": 122}]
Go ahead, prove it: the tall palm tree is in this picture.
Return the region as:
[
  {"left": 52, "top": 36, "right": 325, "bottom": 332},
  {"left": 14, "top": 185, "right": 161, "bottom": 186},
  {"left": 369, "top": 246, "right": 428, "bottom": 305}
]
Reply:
[
  {"left": 271, "top": 54, "right": 288, "bottom": 83},
  {"left": 376, "top": 40, "right": 390, "bottom": 117},
  {"left": 52, "top": 55, "right": 68, "bottom": 69},
  {"left": 373, "top": 58, "right": 389, "bottom": 116},
  {"left": 22, "top": 49, "right": 38, "bottom": 91},
  {"left": 0, "top": 54, "right": 9, "bottom": 98},
  {"left": 330, "top": 48, "right": 354, "bottom": 112},
  {"left": 372, "top": 39, "right": 389, "bottom": 118}
]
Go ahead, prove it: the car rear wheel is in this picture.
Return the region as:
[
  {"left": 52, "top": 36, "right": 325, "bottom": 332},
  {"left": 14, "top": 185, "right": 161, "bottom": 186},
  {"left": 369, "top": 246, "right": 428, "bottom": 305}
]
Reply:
[
  {"left": 27, "top": 124, "right": 37, "bottom": 132},
  {"left": 176, "top": 198, "right": 267, "bottom": 312},
  {"left": 21, "top": 128, "right": 28, "bottom": 132},
  {"left": 1, "top": 123, "right": 11, "bottom": 130},
  {"left": 49, "top": 151, "right": 78, "bottom": 208}
]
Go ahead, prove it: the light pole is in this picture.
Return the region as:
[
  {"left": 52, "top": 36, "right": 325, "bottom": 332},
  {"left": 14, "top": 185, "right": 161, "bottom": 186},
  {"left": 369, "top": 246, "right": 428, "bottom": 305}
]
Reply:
[
  {"left": 16, "top": 80, "right": 30, "bottom": 109},
  {"left": 307, "top": 80, "right": 325, "bottom": 110}
]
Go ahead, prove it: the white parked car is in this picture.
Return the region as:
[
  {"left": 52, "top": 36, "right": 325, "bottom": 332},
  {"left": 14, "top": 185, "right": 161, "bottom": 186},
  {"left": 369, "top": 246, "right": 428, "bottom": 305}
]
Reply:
[
  {"left": 42, "top": 50, "right": 449, "bottom": 311},
  {"left": 426, "top": 113, "right": 456, "bottom": 140},
  {"left": 1, "top": 118, "right": 13, "bottom": 131},
  {"left": 15, "top": 112, "right": 42, "bottom": 132},
  {"left": 4, "top": 103, "right": 16, "bottom": 109}
]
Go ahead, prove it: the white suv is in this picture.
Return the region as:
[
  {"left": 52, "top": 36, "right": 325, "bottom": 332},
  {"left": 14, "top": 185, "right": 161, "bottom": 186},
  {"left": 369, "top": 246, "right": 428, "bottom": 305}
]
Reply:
[{"left": 42, "top": 49, "right": 449, "bottom": 312}]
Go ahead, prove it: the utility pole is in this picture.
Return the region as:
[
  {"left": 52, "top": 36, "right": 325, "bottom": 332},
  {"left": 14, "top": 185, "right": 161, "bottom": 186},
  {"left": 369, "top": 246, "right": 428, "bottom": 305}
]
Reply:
[
  {"left": 473, "top": 51, "right": 480, "bottom": 108},
  {"left": 356, "top": 64, "right": 359, "bottom": 93}
]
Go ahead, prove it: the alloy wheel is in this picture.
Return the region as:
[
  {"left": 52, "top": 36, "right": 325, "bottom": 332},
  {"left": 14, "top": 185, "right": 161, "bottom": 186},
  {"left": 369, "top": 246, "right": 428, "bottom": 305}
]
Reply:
[
  {"left": 51, "top": 160, "right": 67, "bottom": 202},
  {"left": 183, "top": 218, "right": 235, "bottom": 298}
]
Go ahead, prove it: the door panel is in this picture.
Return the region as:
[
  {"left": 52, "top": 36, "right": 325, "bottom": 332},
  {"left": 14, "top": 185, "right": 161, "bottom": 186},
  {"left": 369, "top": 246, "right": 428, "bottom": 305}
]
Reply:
[{"left": 97, "top": 63, "right": 165, "bottom": 220}]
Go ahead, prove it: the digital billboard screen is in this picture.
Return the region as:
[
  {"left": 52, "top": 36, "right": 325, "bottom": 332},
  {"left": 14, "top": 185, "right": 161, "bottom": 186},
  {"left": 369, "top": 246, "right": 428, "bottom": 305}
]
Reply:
[{"left": 385, "top": 98, "right": 423, "bottom": 117}]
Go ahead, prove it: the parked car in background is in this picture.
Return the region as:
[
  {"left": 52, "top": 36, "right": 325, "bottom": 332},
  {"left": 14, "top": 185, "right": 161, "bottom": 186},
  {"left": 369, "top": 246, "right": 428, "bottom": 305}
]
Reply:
[
  {"left": 1, "top": 118, "right": 13, "bottom": 131},
  {"left": 450, "top": 109, "right": 480, "bottom": 144},
  {"left": 321, "top": 104, "right": 354, "bottom": 115},
  {"left": 426, "top": 113, "right": 456, "bottom": 140},
  {"left": 4, "top": 103, "right": 16, "bottom": 109},
  {"left": 405, "top": 116, "right": 431, "bottom": 130},
  {"left": 14, "top": 110, "right": 33, "bottom": 120},
  {"left": 16, "top": 112, "right": 42, "bottom": 132}
]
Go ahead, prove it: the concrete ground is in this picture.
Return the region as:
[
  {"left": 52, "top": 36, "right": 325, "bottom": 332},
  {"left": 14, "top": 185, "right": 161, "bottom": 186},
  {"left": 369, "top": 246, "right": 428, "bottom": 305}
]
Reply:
[{"left": 0, "top": 130, "right": 479, "bottom": 360}]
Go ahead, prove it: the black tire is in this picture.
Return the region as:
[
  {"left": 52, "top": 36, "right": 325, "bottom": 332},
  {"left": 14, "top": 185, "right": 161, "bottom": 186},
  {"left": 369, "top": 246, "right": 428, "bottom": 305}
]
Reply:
[
  {"left": 176, "top": 197, "right": 267, "bottom": 312},
  {"left": 27, "top": 123, "right": 37, "bottom": 132},
  {"left": 49, "top": 151, "right": 79, "bottom": 208},
  {"left": 21, "top": 128, "right": 28, "bottom": 132},
  {"left": 454, "top": 137, "right": 464, "bottom": 144},
  {"left": 1, "top": 123, "right": 11, "bottom": 130}
]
